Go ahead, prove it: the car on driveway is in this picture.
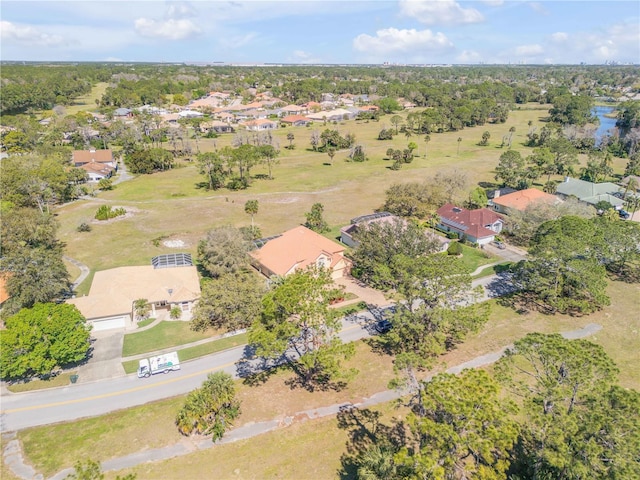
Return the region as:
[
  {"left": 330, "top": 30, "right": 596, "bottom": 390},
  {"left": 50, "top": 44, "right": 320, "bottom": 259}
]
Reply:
[
  {"left": 492, "top": 240, "right": 506, "bottom": 250},
  {"left": 619, "top": 209, "right": 631, "bottom": 220}
]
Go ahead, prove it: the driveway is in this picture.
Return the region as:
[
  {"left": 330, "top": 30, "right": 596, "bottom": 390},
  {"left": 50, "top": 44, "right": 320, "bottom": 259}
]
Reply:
[
  {"left": 483, "top": 242, "right": 526, "bottom": 263},
  {"left": 77, "top": 330, "right": 125, "bottom": 383}
]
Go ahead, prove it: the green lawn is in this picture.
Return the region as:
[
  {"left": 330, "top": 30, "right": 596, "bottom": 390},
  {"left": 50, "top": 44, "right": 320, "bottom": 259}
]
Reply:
[
  {"left": 121, "top": 321, "right": 215, "bottom": 357},
  {"left": 55, "top": 106, "right": 596, "bottom": 273},
  {"left": 121, "top": 332, "right": 249, "bottom": 374},
  {"left": 457, "top": 244, "right": 498, "bottom": 273}
]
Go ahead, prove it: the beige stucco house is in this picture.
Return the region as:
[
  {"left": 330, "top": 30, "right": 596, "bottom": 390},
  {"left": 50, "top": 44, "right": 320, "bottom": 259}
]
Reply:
[{"left": 67, "top": 265, "right": 200, "bottom": 331}]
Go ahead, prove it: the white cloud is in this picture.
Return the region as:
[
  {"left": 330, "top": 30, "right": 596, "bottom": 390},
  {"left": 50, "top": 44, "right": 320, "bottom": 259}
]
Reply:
[
  {"left": 528, "top": 2, "right": 549, "bottom": 15},
  {"left": 134, "top": 17, "right": 200, "bottom": 40},
  {"left": 515, "top": 44, "right": 544, "bottom": 56},
  {"left": 481, "top": 0, "right": 504, "bottom": 5},
  {"left": 219, "top": 32, "right": 258, "bottom": 49},
  {"left": 457, "top": 50, "right": 482, "bottom": 63},
  {"left": 0, "top": 20, "right": 66, "bottom": 47},
  {"left": 165, "top": 2, "right": 197, "bottom": 19},
  {"left": 291, "top": 50, "right": 322, "bottom": 64},
  {"left": 399, "top": 0, "right": 484, "bottom": 26},
  {"left": 551, "top": 32, "right": 569, "bottom": 43},
  {"left": 353, "top": 27, "right": 454, "bottom": 55}
]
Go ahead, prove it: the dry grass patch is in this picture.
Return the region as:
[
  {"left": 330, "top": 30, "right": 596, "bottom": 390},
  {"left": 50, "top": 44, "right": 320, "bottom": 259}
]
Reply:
[{"left": 19, "top": 396, "right": 185, "bottom": 477}]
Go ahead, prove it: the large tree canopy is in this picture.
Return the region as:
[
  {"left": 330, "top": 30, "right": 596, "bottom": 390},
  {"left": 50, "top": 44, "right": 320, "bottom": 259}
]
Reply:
[
  {"left": 350, "top": 218, "right": 443, "bottom": 290},
  {"left": 197, "top": 225, "right": 252, "bottom": 278},
  {"left": 0, "top": 303, "right": 91, "bottom": 381},
  {"left": 248, "top": 267, "right": 356, "bottom": 388}
]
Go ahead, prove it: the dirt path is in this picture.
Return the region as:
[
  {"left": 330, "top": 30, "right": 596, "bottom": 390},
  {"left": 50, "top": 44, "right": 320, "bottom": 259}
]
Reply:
[{"left": 4, "top": 324, "right": 602, "bottom": 480}]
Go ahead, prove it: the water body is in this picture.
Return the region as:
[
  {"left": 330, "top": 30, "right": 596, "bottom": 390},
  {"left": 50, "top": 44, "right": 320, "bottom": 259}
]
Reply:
[{"left": 592, "top": 105, "right": 618, "bottom": 145}]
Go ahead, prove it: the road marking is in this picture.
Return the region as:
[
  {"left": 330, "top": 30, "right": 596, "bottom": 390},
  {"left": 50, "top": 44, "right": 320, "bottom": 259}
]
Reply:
[
  {"left": 2, "top": 360, "right": 237, "bottom": 414},
  {"left": 2, "top": 322, "right": 369, "bottom": 416}
]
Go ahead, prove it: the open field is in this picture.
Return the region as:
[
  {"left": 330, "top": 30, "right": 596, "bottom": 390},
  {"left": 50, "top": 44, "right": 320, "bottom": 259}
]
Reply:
[
  {"left": 56, "top": 106, "right": 586, "bottom": 273},
  {"left": 63, "top": 82, "right": 108, "bottom": 116},
  {"left": 15, "top": 279, "right": 639, "bottom": 478}
]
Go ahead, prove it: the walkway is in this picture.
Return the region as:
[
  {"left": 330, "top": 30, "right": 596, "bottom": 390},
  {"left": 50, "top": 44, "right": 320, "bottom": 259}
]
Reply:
[
  {"left": 64, "top": 256, "right": 90, "bottom": 290},
  {"left": 3, "top": 324, "right": 602, "bottom": 480}
]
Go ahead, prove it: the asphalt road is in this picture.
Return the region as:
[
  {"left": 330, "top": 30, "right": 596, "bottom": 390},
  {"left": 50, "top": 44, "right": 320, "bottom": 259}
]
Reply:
[
  {"left": 0, "top": 273, "right": 515, "bottom": 433},
  {"left": 0, "top": 317, "right": 376, "bottom": 433}
]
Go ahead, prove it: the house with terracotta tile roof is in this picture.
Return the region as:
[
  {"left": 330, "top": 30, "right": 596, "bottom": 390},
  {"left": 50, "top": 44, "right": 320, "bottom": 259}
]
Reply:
[
  {"left": 79, "top": 162, "right": 115, "bottom": 182},
  {"left": 67, "top": 263, "right": 200, "bottom": 331},
  {"left": 72, "top": 149, "right": 116, "bottom": 168},
  {"left": 490, "top": 188, "right": 560, "bottom": 214},
  {"left": 250, "top": 226, "right": 351, "bottom": 280},
  {"left": 280, "top": 104, "right": 307, "bottom": 116},
  {"left": 437, "top": 204, "right": 503, "bottom": 245},
  {"left": 280, "top": 115, "right": 311, "bottom": 127},
  {"left": 0, "top": 273, "right": 11, "bottom": 308}
]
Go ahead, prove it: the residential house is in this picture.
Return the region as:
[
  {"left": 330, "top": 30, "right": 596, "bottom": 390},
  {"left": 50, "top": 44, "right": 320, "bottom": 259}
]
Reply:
[
  {"left": 0, "top": 274, "right": 10, "bottom": 310},
  {"left": 250, "top": 226, "right": 351, "bottom": 280},
  {"left": 490, "top": 188, "right": 560, "bottom": 214},
  {"left": 178, "top": 110, "right": 204, "bottom": 119},
  {"left": 80, "top": 162, "right": 115, "bottom": 182},
  {"left": 243, "top": 119, "right": 278, "bottom": 131},
  {"left": 67, "top": 258, "right": 200, "bottom": 331},
  {"left": 437, "top": 204, "right": 504, "bottom": 245},
  {"left": 280, "top": 115, "right": 311, "bottom": 127},
  {"left": 113, "top": 108, "right": 132, "bottom": 118},
  {"left": 340, "top": 212, "right": 450, "bottom": 252},
  {"left": 306, "top": 108, "right": 355, "bottom": 122},
  {"left": 234, "top": 109, "right": 267, "bottom": 121},
  {"left": 199, "top": 120, "right": 235, "bottom": 134},
  {"left": 555, "top": 177, "right": 624, "bottom": 209},
  {"left": 280, "top": 104, "right": 307, "bottom": 116},
  {"left": 72, "top": 149, "right": 117, "bottom": 169}
]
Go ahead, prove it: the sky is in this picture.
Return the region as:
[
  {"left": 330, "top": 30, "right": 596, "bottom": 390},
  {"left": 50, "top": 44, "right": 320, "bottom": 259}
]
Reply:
[{"left": 1, "top": 0, "right": 639, "bottom": 65}]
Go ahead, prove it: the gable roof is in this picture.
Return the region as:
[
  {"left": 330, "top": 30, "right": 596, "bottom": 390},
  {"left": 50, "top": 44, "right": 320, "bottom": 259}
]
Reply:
[
  {"left": 556, "top": 177, "right": 621, "bottom": 199},
  {"left": 250, "top": 226, "right": 348, "bottom": 277},
  {"left": 67, "top": 265, "right": 200, "bottom": 320},
  {"left": 281, "top": 115, "right": 310, "bottom": 124},
  {"left": 72, "top": 149, "right": 114, "bottom": 165},
  {"left": 492, "top": 188, "right": 559, "bottom": 211},
  {"left": 79, "top": 162, "right": 115, "bottom": 176}
]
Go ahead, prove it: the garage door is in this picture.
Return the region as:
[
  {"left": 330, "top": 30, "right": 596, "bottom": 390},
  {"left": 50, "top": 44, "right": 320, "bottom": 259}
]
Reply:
[{"left": 92, "top": 315, "right": 127, "bottom": 331}]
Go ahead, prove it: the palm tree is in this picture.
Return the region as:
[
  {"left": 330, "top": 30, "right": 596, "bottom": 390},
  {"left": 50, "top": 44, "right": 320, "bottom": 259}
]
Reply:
[
  {"left": 244, "top": 199, "right": 259, "bottom": 229},
  {"left": 457, "top": 137, "right": 462, "bottom": 156},
  {"left": 133, "top": 298, "right": 150, "bottom": 322},
  {"left": 424, "top": 134, "right": 431, "bottom": 158},
  {"left": 175, "top": 372, "right": 240, "bottom": 441},
  {"left": 286, "top": 132, "right": 294, "bottom": 149},
  {"left": 508, "top": 126, "right": 516, "bottom": 147},
  {"left": 356, "top": 445, "right": 398, "bottom": 480}
]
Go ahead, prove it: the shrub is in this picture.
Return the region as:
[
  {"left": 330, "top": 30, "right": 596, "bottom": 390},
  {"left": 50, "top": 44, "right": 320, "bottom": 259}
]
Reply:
[
  {"left": 95, "top": 205, "right": 126, "bottom": 221},
  {"left": 76, "top": 222, "right": 92, "bottom": 232},
  {"left": 447, "top": 241, "right": 463, "bottom": 255}
]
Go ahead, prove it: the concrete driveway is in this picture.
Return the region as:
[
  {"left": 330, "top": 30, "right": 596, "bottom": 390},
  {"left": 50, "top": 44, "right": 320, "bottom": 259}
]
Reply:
[
  {"left": 483, "top": 242, "right": 527, "bottom": 263},
  {"left": 77, "top": 330, "right": 125, "bottom": 383}
]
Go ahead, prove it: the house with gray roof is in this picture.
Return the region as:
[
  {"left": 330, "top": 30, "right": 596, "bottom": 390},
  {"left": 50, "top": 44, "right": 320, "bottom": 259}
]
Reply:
[{"left": 555, "top": 177, "right": 624, "bottom": 209}]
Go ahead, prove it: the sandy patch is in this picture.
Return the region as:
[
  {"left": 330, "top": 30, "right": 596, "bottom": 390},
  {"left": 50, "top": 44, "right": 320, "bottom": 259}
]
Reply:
[{"left": 163, "top": 239, "right": 187, "bottom": 248}]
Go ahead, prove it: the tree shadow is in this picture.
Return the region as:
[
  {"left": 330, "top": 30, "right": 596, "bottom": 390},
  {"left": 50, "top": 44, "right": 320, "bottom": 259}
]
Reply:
[
  {"left": 336, "top": 405, "right": 408, "bottom": 479},
  {"left": 283, "top": 361, "right": 348, "bottom": 393},
  {"left": 235, "top": 344, "right": 280, "bottom": 387}
]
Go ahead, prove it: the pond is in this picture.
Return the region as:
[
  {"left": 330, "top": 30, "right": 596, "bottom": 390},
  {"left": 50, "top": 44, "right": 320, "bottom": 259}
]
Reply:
[{"left": 592, "top": 105, "right": 618, "bottom": 145}]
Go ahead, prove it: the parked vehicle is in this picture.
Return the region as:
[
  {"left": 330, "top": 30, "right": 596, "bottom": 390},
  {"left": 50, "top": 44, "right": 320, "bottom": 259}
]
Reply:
[
  {"left": 374, "top": 319, "right": 393, "bottom": 334},
  {"left": 137, "top": 351, "right": 180, "bottom": 378},
  {"left": 619, "top": 209, "right": 631, "bottom": 219},
  {"left": 492, "top": 240, "right": 506, "bottom": 250}
]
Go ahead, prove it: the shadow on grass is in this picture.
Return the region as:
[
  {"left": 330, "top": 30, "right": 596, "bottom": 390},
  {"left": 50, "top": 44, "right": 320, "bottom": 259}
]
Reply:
[{"left": 336, "top": 405, "right": 408, "bottom": 480}]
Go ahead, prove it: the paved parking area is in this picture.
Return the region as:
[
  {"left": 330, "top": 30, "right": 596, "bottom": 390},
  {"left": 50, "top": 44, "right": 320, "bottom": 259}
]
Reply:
[{"left": 77, "top": 330, "right": 125, "bottom": 382}]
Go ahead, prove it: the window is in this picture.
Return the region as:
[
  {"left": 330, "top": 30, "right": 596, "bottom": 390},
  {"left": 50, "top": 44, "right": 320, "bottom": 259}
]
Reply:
[{"left": 181, "top": 302, "right": 190, "bottom": 312}]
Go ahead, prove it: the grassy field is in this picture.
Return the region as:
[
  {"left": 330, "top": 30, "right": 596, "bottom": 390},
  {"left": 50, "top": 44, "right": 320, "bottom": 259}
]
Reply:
[
  {"left": 121, "top": 321, "right": 217, "bottom": 357},
  {"left": 64, "top": 82, "right": 108, "bottom": 116},
  {"left": 16, "top": 279, "right": 640, "bottom": 479},
  {"left": 56, "top": 105, "right": 583, "bottom": 273}
]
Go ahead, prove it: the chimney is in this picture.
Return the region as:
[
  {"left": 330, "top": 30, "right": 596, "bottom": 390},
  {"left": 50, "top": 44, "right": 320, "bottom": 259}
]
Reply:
[
  {"left": 564, "top": 176, "right": 570, "bottom": 183},
  {"left": 494, "top": 189, "right": 501, "bottom": 198}
]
